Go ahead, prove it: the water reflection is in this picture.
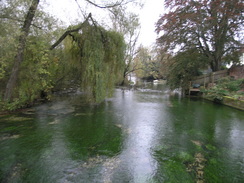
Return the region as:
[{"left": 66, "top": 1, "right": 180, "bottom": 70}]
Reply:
[{"left": 111, "top": 89, "right": 166, "bottom": 182}]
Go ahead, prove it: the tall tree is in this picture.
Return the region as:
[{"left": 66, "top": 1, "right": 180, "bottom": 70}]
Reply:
[
  {"left": 156, "top": 0, "right": 244, "bottom": 71},
  {"left": 3, "top": 0, "right": 40, "bottom": 101},
  {"left": 133, "top": 46, "right": 151, "bottom": 79},
  {"left": 166, "top": 49, "right": 209, "bottom": 90},
  {"left": 64, "top": 23, "right": 126, "bottom": 103},
  {"left": 2, "top": 0, "right": 137, "bottom": 102},
  {"left": 133, "top": 46, "right": 166, "bottom": 80},
  {"left": 109, "top": 5, "right": 141, "bottom": 85}
]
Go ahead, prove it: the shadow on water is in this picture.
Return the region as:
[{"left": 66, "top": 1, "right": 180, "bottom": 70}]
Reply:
[{"left": 0, "top": 83, "right": 244, "bottom": 182}]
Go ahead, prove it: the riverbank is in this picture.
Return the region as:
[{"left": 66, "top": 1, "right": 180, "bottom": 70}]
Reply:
[
  {"left": 222, "top": 96, "right": 244, "bottom": 110},
  {"left": 199, "top": 77, "right": 244, "bottom": 110},
  {"left": 202, "top": 95, "right": 244, "bottom": 111}
]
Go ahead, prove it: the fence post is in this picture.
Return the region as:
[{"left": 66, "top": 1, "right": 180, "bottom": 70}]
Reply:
[
  {"left": 204, "top": 75, "right": 206, "bottom": 88},
  {"left": 210, "top": 72, "right": 214, "bottom": 83},
  {"left": 189, "top": 81, "right": 191, "bottom": 95}
]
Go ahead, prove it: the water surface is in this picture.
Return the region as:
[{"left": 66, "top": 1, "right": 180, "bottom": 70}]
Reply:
[{"left": 0, "top": 83, "right": 244, "bottom": 182}]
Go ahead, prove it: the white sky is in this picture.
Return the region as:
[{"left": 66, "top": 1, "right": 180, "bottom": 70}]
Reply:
[
  {"left": 43, "top": 0, "right": 164, "bottom": 47},
  {"left": 138, "top": 0, "right": 164, "bottom": 47}
]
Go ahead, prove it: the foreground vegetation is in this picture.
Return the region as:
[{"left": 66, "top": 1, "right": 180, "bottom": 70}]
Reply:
[
  {"left": 202, "top": 77, "right": 244, "bottom": 103},
  {"left": 0, "top": 0, "right": 142, "bottom": 112}
]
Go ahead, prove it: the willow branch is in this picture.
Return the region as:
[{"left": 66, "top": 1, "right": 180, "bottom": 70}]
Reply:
[
  {"left": 84, "top": 0, "right": 126, "bottom": 9},
  {"left": 49, "top": 13, "right": 92, "bottom": 50}
]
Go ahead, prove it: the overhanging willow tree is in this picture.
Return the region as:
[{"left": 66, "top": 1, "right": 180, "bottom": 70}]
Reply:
[
  {"left": 2, "top": 0, "right": 130, "bottom": 103},
  {"left": 63, "top": 19, "right": 126, "bottom": 102}
]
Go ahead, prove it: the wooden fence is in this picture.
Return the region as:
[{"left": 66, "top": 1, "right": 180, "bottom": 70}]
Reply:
[
  {"left": 191, "top": 70, "right": 228, "bottom": 86},
  {"left": 188, "top": 70, "right": 228, "bottom": 95}
]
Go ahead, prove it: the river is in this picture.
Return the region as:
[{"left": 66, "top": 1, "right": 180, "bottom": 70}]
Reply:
[{"left": 0, "top": 83, "right": 244, "bottom": 183}]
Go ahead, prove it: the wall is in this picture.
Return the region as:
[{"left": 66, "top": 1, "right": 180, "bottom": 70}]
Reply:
[
  {"left": 191, "top": 70, "right": 228, "bottom": 86},
  {"left": 229, "top": 65, "right": 244, "bottom": 79}
]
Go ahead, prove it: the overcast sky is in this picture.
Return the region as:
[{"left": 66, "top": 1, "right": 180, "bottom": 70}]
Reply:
[
  {"left": 138, "top": 0, "right": 164, "bottom": 46},
  {"left": 44, "top": 0, "right": 164, "bottom": 47}
]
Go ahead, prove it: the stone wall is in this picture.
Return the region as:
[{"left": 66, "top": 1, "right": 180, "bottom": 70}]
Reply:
[
  {"left": 223, "top": 96, "right": 244, "bottom": 111},
  {"left": 229, "top": 65, "right": 244, "bottom": 79}
]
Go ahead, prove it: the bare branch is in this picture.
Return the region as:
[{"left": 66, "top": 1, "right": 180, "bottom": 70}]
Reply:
[
  {"left": 50, "top": 13, "right": 92, "bottom": 50},
  {"left": 74, "top": 0, "right": 86, "bottom": 19},
  {"left": 0, "top": 15, "right": 42, "bottom": 29},
  {"left": 84, "top": 0, "right": 129, "bottom": 9}
]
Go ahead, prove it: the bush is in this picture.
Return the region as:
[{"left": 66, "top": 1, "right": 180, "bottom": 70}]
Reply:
[
  {"left": 225, "top": 79, "right": 243, "bottom": 92},
  {"left": 204, "top": 77, "right": 244, "bottom": 101}
]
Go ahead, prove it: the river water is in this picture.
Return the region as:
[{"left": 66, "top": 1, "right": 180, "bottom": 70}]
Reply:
[{"left": 0, "top": 83, "right": 244, "bottom": 183}]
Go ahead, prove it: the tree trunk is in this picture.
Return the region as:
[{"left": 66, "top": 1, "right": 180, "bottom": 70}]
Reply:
[
  {"left": 211, "top": 57, "right": 221, "bottom": 72},
  {"left": 4, "top": 0, "right": 40, "bottom": 101},
  {"left": 120, "top": 70, "right": 127, "bottom": 86}
]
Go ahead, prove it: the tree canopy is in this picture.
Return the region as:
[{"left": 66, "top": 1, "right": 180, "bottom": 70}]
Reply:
[
  {"left": 166, "top": 49, "right": 209, "bottom": 90},
  {"left": 64, "top": 23, "right": 126, "bottom": 103},
  {"left": 156, "top": 0, "right": 244, "bottom": 71},
  {"left": 109, "top": 5, "right": 141, "bottom": 85},
  {"left": 0, "top": 0, "right": 136, "bottom": 111}
]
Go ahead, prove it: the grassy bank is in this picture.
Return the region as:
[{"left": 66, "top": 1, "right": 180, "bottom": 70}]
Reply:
[{"left": 202, "top": 77, "right": 244, "bottom": 110}]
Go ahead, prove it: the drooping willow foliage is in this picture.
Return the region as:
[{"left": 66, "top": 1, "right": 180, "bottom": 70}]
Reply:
[{"left": 64, "top": 23, "right": 126, "bottom": 103}]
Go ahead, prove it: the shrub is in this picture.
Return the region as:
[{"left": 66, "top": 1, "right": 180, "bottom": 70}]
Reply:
[{"left": 204, "top": 78, "right": 244, "bottom": 101}]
